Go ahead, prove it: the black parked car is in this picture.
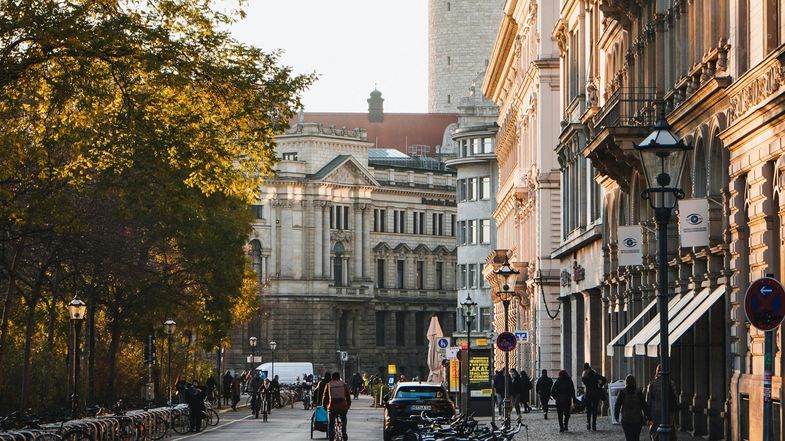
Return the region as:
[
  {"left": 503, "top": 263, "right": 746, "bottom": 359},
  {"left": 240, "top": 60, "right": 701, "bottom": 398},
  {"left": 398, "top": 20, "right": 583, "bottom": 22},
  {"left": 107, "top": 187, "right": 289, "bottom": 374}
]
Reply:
[{"left": 383, "top": 382, "right": 455, "bottom": 441}]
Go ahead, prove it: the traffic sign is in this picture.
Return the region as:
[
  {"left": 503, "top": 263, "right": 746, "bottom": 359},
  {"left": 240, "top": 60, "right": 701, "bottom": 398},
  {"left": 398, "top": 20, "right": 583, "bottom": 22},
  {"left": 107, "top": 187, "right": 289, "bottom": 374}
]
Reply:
[
  {"left": 437, "top": 337, "right": 450, "bottom": 349},
  {"left": 514, "top": 331, "right": 529, "bottom": 343},
  {"left": 496, "top": 332, "right": 517, "bottom": 352},
  {"left": 744, "top": 277, "right": 785, "bottom": 331},
  {"left": 446, "top": 347, "right": 459, "bottom": 359}
]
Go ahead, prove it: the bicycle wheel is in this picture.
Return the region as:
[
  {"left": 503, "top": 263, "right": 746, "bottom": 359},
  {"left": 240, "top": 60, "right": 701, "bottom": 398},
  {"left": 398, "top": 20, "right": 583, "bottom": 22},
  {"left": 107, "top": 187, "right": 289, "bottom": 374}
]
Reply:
[
  {"left": 117, "top": 419, "right": 136, "bottom": 441},
  {"left": 60, "top": 428, "right": 93, "bottom": 441},
  {"left": 132, "top": 419, "right": 145, "bottom": 441},
  {"left": 171, "top": 413, "right": 190, "bottom": 435},
  {"left": 334, "top": 420, "right": 344, "bottom": 441},
  {"left": 148, "top": 415, "right": 168, "bottom": 441},
  {"left": 206, "top": 409, "right": 219, "bottom": 427}
]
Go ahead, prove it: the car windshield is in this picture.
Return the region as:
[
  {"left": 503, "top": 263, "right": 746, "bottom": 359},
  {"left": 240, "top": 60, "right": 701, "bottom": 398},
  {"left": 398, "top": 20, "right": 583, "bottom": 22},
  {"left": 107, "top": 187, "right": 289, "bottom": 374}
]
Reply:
[{"left": 395, "top": 387, "right": 445, "bottom": 399}]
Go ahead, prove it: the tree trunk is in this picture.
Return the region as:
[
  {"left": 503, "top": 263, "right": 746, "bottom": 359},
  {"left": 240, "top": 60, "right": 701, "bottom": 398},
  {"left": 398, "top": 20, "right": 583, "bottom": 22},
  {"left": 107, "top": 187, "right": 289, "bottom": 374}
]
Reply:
[
  {"left": 0, "top": 239, "right": 23, "bottom": 389},
  {"left": 20, "top": 291, "right": 40, "bottom": 410},
  {"left": 106, "top": 296, "right": 122, "bottom": 402}
]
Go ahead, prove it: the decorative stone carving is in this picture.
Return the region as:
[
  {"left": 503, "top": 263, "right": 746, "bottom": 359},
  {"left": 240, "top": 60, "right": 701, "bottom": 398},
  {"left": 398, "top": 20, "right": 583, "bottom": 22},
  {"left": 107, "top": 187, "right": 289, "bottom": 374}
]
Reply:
[
  {"left": 330, "top": 230, "right": 353, "bottom": 243},
  {"left": 728, "top": 59, "right": 785, "bottom": 123}
]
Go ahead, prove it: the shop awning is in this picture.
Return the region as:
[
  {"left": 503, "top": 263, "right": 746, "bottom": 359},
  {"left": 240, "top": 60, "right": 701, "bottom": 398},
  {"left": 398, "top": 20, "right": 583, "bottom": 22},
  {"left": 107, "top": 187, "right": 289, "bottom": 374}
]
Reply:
[
  {"left": 624, "top": 293, "right": 695, "bottom": 357},
  {"left": 644, "top": 285, "right": 727, "bottom": 357},
  {"left": 606, "top": 299, "right": 657, "bottom": 356}
]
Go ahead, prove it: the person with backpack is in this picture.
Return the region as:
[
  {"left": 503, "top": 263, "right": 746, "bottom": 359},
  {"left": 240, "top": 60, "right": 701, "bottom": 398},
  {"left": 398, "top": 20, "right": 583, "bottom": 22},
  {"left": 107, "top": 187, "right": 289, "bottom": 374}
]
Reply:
[
  {"left": 551, "top": 370, "right": 576, "bottom": 432},
  {"left": 536, "top": 369, "right": 554, "bottom": 419},
  {"left": 323, "top": 372, "right": 351, "bottom": 441},
  {"left": 581, "top": 362, "right": 607, "bottom": 431},
  {"left": 614, "top": 375, "right": 650, "bottom": 441}
]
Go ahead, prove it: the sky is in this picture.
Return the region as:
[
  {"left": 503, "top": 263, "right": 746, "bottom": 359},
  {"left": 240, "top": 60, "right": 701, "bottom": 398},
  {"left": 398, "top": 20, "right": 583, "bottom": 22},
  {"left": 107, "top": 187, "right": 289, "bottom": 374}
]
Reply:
[{"left": 228, "top": 0, "right": 429, "bottom": 113}]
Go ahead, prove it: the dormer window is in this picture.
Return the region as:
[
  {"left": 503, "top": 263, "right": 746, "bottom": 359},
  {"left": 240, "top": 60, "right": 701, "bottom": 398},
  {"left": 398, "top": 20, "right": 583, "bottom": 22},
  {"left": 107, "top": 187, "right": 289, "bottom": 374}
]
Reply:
[{"left": 282, "top": 152, "right": 298, "bottom": 160}]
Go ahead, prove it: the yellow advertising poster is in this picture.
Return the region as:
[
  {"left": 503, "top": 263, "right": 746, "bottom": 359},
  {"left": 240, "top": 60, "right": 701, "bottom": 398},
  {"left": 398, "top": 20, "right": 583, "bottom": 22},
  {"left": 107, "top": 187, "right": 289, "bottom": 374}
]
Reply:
[
  {"left": 469, "top": 356, "right": 490, "bottom": 384},
  {"left": 449, "top": 360, "right": 460, "bottom": 392},
  {"left": 388, "top": 364, "right": 397, "bottom": 375}
]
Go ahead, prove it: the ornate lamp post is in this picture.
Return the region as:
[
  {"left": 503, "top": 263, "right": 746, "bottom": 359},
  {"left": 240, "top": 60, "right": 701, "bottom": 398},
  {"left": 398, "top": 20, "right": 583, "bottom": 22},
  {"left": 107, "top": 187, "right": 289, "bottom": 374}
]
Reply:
[
  {"left": 636, "top": 118, "right": 690, "bottom": 441},
  {"left": 249, "top": 336, "right": 258, "bottom": 372},
  {"left": 164, "top": 319, "right": 177, "bottom": 404},
  {"left": 68, "top": 297, "right": 87, "bottom": 418},
  {"left": 461, "top": 294, "right": 477, "bottom": 414},
  {"left": 269, "top": 341, "right": 277, "bottom": 379},
  {"left": 494, "top": 256, "right": 520, "bottom": 425}
]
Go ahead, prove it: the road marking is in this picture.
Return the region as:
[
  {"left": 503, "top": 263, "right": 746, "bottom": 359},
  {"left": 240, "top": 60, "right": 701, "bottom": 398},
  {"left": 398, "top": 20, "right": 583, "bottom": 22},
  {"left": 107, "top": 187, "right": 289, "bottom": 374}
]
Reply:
[{"left": 170, "top": 414, "right": 253, "bottom": 440}]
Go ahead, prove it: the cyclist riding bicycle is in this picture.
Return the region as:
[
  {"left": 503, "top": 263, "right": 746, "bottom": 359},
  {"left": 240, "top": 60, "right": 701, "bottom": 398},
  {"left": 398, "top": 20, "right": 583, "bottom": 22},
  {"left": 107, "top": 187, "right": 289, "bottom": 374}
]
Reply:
[
  {"left": 323, "top": 372, "right": 351, "bottom": 441},
  {"left": 249, "top": 372, "right": 263, "bottom": 417}
]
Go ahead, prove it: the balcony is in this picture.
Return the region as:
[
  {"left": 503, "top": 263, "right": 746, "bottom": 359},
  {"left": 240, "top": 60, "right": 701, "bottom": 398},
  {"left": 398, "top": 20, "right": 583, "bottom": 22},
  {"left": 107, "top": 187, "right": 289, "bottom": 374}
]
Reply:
[{"left": 584, "top": 87, "right": 659, "bottom": 190}]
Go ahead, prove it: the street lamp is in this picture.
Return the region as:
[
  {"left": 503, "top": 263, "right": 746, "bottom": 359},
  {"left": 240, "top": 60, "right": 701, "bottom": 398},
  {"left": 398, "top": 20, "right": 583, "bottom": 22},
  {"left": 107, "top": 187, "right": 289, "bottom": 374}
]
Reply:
[
  {"left": 269, "top": 341, "right": 277, "bottom": 379},
  {"left": 67, "top": 297, "right": 87, "bottom": 418},
  {"left": 494, "top": 255, "right": 520, "bottom": 425},
  {"left": 636, "top": 118, "right": 690, "bottom": 441},
  {"left": 461, "top": 294, "right": 477, "bottom": 415},
  {"left": 249, "top": 336, "right": 258, "bottom": 373},
  {"left": 164, "top": 319, "right": 177, "bottom": 404}
]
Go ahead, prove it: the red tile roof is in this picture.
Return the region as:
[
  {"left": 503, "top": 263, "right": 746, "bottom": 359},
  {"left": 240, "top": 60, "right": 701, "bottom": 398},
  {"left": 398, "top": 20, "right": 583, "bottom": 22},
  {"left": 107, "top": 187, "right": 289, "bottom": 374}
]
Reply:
[{"left": 298, "top": 112, "right": 458, "bottom": 155}]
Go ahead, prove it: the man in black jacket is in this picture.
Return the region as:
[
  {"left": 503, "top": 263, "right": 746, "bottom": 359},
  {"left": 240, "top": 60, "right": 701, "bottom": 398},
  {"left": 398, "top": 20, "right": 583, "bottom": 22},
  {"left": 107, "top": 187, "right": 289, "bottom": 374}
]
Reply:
[
  {"left": 551, "top": 370, "right": 576, "bottom": 432},
  {"left": 186, "top": 382, "right": 206, "bottom": 432},
  {"left": 536, "top": 369, "right": 554, "bottom": 419}
]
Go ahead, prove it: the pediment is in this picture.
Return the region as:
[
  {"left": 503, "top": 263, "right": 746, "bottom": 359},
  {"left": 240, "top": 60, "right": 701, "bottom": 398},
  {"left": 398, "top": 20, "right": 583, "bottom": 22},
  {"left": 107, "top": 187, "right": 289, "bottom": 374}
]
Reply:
[{"left": 313, "top": 156, "right": 379, "bottom": 187}]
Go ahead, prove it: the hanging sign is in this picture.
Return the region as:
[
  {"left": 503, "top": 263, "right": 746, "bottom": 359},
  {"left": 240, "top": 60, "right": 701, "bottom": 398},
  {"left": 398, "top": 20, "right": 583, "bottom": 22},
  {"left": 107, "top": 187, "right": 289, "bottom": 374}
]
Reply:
[
  {"left": 618, "top": 225, "right": 643, "bottom": 266},
  {"left": 678, "top": 198, "right": 709, "bottom": 247}
]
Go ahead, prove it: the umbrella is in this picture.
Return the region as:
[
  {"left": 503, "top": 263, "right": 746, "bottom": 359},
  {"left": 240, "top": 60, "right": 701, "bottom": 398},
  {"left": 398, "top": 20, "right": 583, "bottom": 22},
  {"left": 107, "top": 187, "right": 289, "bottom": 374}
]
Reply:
[{"left": 426, "top": 315, "right": 445, "bottom": 383}]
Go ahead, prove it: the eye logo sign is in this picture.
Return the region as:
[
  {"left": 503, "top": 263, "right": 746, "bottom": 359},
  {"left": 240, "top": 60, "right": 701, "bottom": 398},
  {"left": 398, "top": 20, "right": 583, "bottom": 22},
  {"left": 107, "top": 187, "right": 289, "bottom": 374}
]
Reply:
[
  {"left": 686, "top": 213, "right": 703, "bottom": 225},
  {"left": 623, "top": 238, "right": 638, "bottom": 248}
]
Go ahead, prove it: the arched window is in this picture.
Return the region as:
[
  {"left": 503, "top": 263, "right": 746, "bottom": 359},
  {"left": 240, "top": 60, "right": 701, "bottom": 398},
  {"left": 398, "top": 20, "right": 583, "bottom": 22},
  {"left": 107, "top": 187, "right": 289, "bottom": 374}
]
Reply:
[
  {"left": 334, "top": 242, "right": 345, "bottom": 286},
  {"left": 249, "top": 240, "right": 263, "bottom": 281}
]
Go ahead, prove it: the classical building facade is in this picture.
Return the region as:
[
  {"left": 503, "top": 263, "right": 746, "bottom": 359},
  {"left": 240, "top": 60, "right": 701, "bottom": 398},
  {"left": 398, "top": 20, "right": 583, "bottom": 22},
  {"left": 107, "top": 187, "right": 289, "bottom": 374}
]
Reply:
[
  {"left": 482, "top": 0, "right": 562, "bottom": 377},
  {"left": 428, "top": 0, "right": 505, "bottom": 113},
  {"left": 227, "top": 121, "right": 458, "bottom": 379},
  {"left": 445, "top": 73, "right": 500, "bottom": 334},
  {"left": 548, "top": 1, "right": 785, "bottom": 440}
]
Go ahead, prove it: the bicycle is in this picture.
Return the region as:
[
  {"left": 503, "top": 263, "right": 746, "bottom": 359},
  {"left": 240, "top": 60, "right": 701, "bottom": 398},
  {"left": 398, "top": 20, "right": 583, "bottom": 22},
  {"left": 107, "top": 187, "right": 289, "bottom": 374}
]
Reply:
[
  {"left": 202, "top": 402, "right": 219, "bottom": 427},
  {"left": 333, "top": 416, "right": 344, "bottom": 441}
]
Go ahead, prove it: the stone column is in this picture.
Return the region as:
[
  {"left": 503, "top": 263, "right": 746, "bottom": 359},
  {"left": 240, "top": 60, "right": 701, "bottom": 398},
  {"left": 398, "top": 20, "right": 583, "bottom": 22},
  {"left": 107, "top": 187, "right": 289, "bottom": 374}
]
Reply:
[
  {"left": 354, "top": 205, "right": 363, "bottom": 280},
  {"left": 582, "top": 289, "right": 602, "bottom": 370},
  {"left": 313, "top": 201, "right": 323, "bottom": 278},
  {"left": 323, "top": 204, "right": 331, "bottom": 277},
  {"left": 362, "top": 206, "right": 371, "bottom": 280}
]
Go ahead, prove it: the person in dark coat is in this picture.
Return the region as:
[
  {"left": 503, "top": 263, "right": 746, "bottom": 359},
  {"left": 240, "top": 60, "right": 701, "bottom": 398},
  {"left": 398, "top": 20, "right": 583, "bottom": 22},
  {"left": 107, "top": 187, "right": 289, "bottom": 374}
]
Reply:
[
  {"left": 510, "top": 369, "right": 523, "bottom": 419},
  {"left": 222, "top": 370, "right": 233, "bottom": 406},
  {"left": 231, "top": 374, "right": 241, "bottom": 411},
  {"left": 493, "top": 370, "right": 505, "bottom": 415},
  {"left": 536, "top": 369, "right": 554, "bottom": 419},
  {"left": 614, "top": 375, "right": 650, "bottom": 441},
  {"left": 520, "top": 371, "right": 533, "bottom": 413},
  {"left": 175, "top": 376, "right": 187, "bottom": 403},
  {"left": 350, "top": 373, "right": 362, "bottom": 399},
  {"left": 645, "top": 364, "right": 677, "bottom": 441},
  {"left": 314, "top": 372, "right": 331, "bottom": 407},
  {"left": 205, "top": 375, "right": 217, "bottom": 404},
  {"left": 581, "top": 362, "right": 607, "bottom": 431},
  {"left": 186, "top": 381, "right": 206, "bottom": 432},
  {"left": 551, "top": 370, "right": 576, "bottom": 432}
]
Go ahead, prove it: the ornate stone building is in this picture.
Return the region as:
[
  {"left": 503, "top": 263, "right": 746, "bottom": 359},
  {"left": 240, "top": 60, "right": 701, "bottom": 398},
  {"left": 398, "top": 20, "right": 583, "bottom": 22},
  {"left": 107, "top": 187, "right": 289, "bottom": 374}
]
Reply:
[
  {"left": 428, "top": 0, "right": 505, "bottom": 113},
  {"left": 482, "top": 0, "right": 562, "bottom": 377},
  {"left": 548, "top": 0, "right": 785, "bottom": 440},
  {"left": 227, "top": 121, "right": 458, "bottom": 379}
]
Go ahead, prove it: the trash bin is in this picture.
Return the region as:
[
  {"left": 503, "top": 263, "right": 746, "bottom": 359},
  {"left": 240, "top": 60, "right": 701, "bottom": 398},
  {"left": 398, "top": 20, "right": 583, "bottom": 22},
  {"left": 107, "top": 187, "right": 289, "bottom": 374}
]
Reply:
[{"left": 608, "top": 380, "right": 626, "bottom": 425}]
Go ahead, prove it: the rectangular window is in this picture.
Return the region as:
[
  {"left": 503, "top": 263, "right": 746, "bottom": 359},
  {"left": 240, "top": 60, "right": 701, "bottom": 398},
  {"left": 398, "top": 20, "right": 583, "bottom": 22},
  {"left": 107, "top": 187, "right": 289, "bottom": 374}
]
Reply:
[
  {"left": 480, "top": 307, "right": 491, "bottom": 331},
  {"left": 480, "top": 263, "right": 489, "bottom": 288},
  {"left": 483, "top": 138, "right": 493, "bottom": 153},
  {"left": 374, "top": 208, "right": 387, "bottom": 232},
  {"left": 415, "top": 312, "right": 426, "bottom": 346},
  {"left": 458, "top": 221, "right": 466, "bottom": 245},
  {"left": 436, "top": 262, "right": 443, "bottom": 290},
  {"left": 412, "top": 212, "right": 425, "bottom": 235},
  {"left": 467, "top": 177, "right": 476, "bottom": 201},
  {"left": 281, "top": 152, "right": 298, "bottom": 160},
  {"left": 396, "top": 260, "right": 405, "bottom": 288},
  {"left": 740, "top": 395, "right": 749, "bottom": 441},
  {"left": 396, "top": 312, "right": 406, "bottom": 346},
  {"left": 343, "top": 206, "right": 349, "bottom": 230},
  {"left": 472, "top": 138, "right": 481, "bottom": 155},
  {"left": 468, "top": 264, "right": 477, "bottom": 288},
  {"left": 480, "top": 177, "right": 491, "bottom": 200},
  {"left": 451, "top": 214, "right": 456, "bottom": 236},
  {"left": 467, "top": 219, "right": 476, "bottom": 244},
  {"left": 447, "top": 56, "right": 451, "bottom": 65},
  {"left": 394, "top": 210, "right": 406, "bottom": 233},
  {"left": 458, "top": 179, "right": 466, "bottom": 201},
  {"left": 375, "top": 311, "right": 385, "bottom": 346},
  {"left": 432, "top": 213, "right": 438, "bottom": 235},
  {"left": 459, "top": 264, "right": 467, "bottom": 289},
  {"left": 416, "top": 261, "right": 424, "bottom": 290},
  {"left": 480, "top": 219, "right": 490, "bottom": 244},
  {"left": 330, "top": 205, "right": 334, "bottom": 229},
  {"left": 438, "top": 214, "right": 444, "bottom": 235},
  {"left": 376, "top": 259, "right": 385, "bottom": 288},
  {"left": 331, "top": 205, "right": 349, "bottom": 230},
  {"left": 461, "top": 140, "right": 468, "bottom": 158}
]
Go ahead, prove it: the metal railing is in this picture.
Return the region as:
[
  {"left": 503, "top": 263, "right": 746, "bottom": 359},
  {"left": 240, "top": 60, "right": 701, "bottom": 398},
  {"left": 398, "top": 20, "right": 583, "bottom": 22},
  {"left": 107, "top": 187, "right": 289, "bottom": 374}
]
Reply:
[{"left": 592, "top": 87, "right": 660, "bottom": 134}]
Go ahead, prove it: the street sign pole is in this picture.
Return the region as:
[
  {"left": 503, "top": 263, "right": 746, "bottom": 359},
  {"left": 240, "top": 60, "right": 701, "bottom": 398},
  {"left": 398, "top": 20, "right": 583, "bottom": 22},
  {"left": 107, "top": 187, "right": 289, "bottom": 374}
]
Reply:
[{"left": 764, "top": 330, "right": 772, "bottom": 441}]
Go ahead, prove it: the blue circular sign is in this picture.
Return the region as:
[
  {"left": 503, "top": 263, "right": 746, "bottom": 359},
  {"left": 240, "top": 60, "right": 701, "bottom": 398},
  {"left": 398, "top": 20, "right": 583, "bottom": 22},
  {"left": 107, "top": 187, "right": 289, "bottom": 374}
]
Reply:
[
  {"left": 437, "top": 338, "right": 449, "bottom": 349},
  {"left": 496, "top": 332, "right": 517, "bottom": 352}
]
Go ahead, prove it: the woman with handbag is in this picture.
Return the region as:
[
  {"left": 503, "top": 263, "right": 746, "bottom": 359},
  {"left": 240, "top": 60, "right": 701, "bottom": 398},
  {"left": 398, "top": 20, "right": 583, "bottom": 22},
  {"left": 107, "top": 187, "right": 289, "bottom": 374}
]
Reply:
[{"left": 614, "top": 375, "right": 650, "bottom": 441}]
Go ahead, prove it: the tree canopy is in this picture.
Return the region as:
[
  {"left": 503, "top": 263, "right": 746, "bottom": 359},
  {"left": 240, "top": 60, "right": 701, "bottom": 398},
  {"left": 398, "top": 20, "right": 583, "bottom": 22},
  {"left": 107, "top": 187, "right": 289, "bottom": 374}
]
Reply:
[{"left": 0, "top": 0, "right": 315, "bottom": 411}]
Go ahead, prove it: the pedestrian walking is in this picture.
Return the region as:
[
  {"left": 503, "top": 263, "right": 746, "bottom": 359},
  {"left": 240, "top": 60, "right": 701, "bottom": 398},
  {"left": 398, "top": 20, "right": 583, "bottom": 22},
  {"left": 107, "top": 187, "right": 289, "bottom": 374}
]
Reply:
[
  {"left": 614, "top": 375, "right": 650, "bottom": 441},
  {"left": 186, "top": 381, "right": 206, "bottom": 432},
  {"left": 536, "top": 369, "right": 554, "bottom": 419},
  {"left": 222, "top": 370, "right": 233, "bottom": 406},
  {"left": 231, "top": 374, "right": 241, "bottom": 411},
  {"left": 493, "top": 370, "right": 505, "bottom": 415},
  {"left": 350, "top": 372, "right": 362, "bottom": 399},
  {"left": 323, "top": 372, "right": 351, "bottom": 441},
  {"left": 510, "top": 369, "right": 523, "bottom": 419},
  {"left": 520, "top": 370, "right": 533, "bottom": 413},
  {"left": 645, "top": 365, "right": 678, "bottom": 441},
  {"left": 581, "top": 362, "right": 607, "bottom": 431},
  {"left": 551, "top": 370, "right": 576, "bottom": 433}
]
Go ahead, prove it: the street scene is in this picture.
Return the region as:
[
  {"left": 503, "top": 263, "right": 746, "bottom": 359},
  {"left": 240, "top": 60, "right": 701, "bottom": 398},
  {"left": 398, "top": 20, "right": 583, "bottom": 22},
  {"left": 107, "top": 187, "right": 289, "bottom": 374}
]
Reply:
[{"left": 2, "top": 1, "right": 785, "bottom": 441}]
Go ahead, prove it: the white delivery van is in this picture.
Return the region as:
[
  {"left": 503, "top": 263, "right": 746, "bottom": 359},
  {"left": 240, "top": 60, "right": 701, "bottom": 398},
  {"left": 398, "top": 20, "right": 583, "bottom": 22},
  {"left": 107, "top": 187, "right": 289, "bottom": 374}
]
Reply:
[{"left": 255, "top": 362, "right": 314, "bottom": 384}]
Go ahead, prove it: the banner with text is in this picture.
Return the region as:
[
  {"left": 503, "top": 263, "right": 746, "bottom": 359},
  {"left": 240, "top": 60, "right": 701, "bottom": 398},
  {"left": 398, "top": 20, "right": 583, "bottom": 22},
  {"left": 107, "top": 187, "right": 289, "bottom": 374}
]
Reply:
[
  {"left": 678, "top": 198, "right": 709, "bottom": 247},
  {"left": 618, "top": 225, "right": 643, "bottom": 266}
]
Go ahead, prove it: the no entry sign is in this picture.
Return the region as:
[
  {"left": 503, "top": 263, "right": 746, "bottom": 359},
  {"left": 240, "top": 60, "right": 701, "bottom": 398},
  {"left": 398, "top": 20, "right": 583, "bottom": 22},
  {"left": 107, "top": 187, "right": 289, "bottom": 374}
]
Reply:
[
  {"left": 744, "top": 277, "right": 785, "bottom": 332},
  {"left": 496, "top": 332, "right": 517, "bottom": 352}
]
